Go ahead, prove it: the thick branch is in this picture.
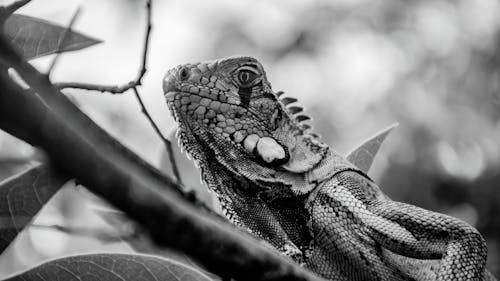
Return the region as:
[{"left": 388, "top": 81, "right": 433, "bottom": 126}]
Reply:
[{"left": 0, "top": 38, "right": 323, "bottom": 281}]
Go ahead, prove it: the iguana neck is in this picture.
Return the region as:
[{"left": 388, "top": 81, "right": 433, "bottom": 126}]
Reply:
[
  {"left": 188, "top": 118, "right": 353, "bottom": 202},
  {"left": 272, "top": 115, "right": 329, "bottom": 174}
]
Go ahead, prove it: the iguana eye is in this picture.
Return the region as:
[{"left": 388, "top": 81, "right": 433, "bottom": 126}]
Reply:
[{"left": 237, "top": 70, "right": 258, "bottom": 87}]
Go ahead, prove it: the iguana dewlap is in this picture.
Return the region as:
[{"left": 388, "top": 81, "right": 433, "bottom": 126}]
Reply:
[{"left": 163, "top": 56, "right": 497, "bottom": 281}]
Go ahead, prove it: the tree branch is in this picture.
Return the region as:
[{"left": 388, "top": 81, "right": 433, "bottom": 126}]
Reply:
[{"left": 0, "top": 37, "right": 323, "bottom": 281}]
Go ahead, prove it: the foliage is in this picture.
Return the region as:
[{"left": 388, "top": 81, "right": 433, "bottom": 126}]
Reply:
[
  {"left": 4, "top": 253, "right": 212, "bottom": 281},
  {"left": 0, "top": 164, "right": 68, "bottom": 253},
  {"left": 4, "top": 14, "right": 101, "bottom": 60},
  {"left": 346, "top": 123, "right": 398, "bottom": 174}
]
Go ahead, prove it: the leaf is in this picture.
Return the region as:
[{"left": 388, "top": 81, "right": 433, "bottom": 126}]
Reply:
[
  {"left": 346, "top": 123, "right": 398, "bottom": 174},
  {"left": 4, "top": 14, "right": 102, "bottom": 60},
  {"left": 96, "top": 209, "right": 221, "bottom": 280},
  {"left": 0, "top": 163, "right": 70, "bottom": 254},
  {"left": 4, "top": 253, "right": 214, "bottom": 281}
]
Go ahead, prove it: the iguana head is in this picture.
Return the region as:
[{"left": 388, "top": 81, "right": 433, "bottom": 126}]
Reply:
[{"left": 163, "top": 56, "right": 330, "bottom": 197}]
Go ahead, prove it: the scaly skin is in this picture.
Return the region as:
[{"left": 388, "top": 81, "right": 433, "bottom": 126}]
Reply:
[{"left": 162, "top": 56, "right": 497, "bottom": 281}]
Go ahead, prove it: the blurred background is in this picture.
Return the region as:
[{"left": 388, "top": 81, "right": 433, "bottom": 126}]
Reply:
[{"left": 0, "top": 0, "right": 499, "bottom": 277}]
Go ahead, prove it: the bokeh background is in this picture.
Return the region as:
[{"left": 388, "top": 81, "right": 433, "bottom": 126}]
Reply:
[{"left": 0, "top": 0, "right": 499, "bottom": 277}]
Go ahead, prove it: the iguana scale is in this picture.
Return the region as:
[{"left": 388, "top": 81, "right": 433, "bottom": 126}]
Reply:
[{"left": 162, "top": 56, "right": 497, "bottom": 281}]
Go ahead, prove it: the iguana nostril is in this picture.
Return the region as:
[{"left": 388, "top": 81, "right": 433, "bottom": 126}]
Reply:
[{"left": 179, "top": 67, "right": 190, "bottom": 81}]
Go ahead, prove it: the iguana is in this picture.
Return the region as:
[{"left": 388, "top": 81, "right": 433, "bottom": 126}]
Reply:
[{"left": 162, "top": 56, "right": 497, "bottom": 281}]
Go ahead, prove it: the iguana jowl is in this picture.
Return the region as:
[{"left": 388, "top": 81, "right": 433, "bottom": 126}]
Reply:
[{"left": 163, "top": 56, "right": 497, "bottom": 281}]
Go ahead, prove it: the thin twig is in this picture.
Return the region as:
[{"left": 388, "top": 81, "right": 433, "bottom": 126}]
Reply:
[
  {"left": 55, "top": 81, "right": 138, "bottom": 94},
  {"left": 55, "top": 0, "right": 152, "bottom": 94},
  {"left": 133, "top": 87, "right": 182, "bottom": 185},
  {"left": 138, "top": 0, "right": 151, "bottom": 82},
  {"left": 46, "top": 7, "right": 81, "bottom": 75}
]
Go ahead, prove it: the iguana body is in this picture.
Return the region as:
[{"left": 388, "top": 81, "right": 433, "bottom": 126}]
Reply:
[{"left": 163, "top": 56, "right": 497, "bottom": 281}]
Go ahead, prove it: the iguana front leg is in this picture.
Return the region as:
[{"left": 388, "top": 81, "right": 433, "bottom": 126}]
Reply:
[
  {"left": 308, "top": 170, "right": 495, "bottom": 281},
  {"left": 307, "top": 172, "right": 416, "bottom": 281},
  {"left": 369, "top": 200, "right": 488, "bottom": 280}
]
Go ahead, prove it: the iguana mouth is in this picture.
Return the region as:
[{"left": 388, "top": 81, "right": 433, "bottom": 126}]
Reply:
[{"left": 164, "top": 89, "right": 288, "bottom": 165}]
